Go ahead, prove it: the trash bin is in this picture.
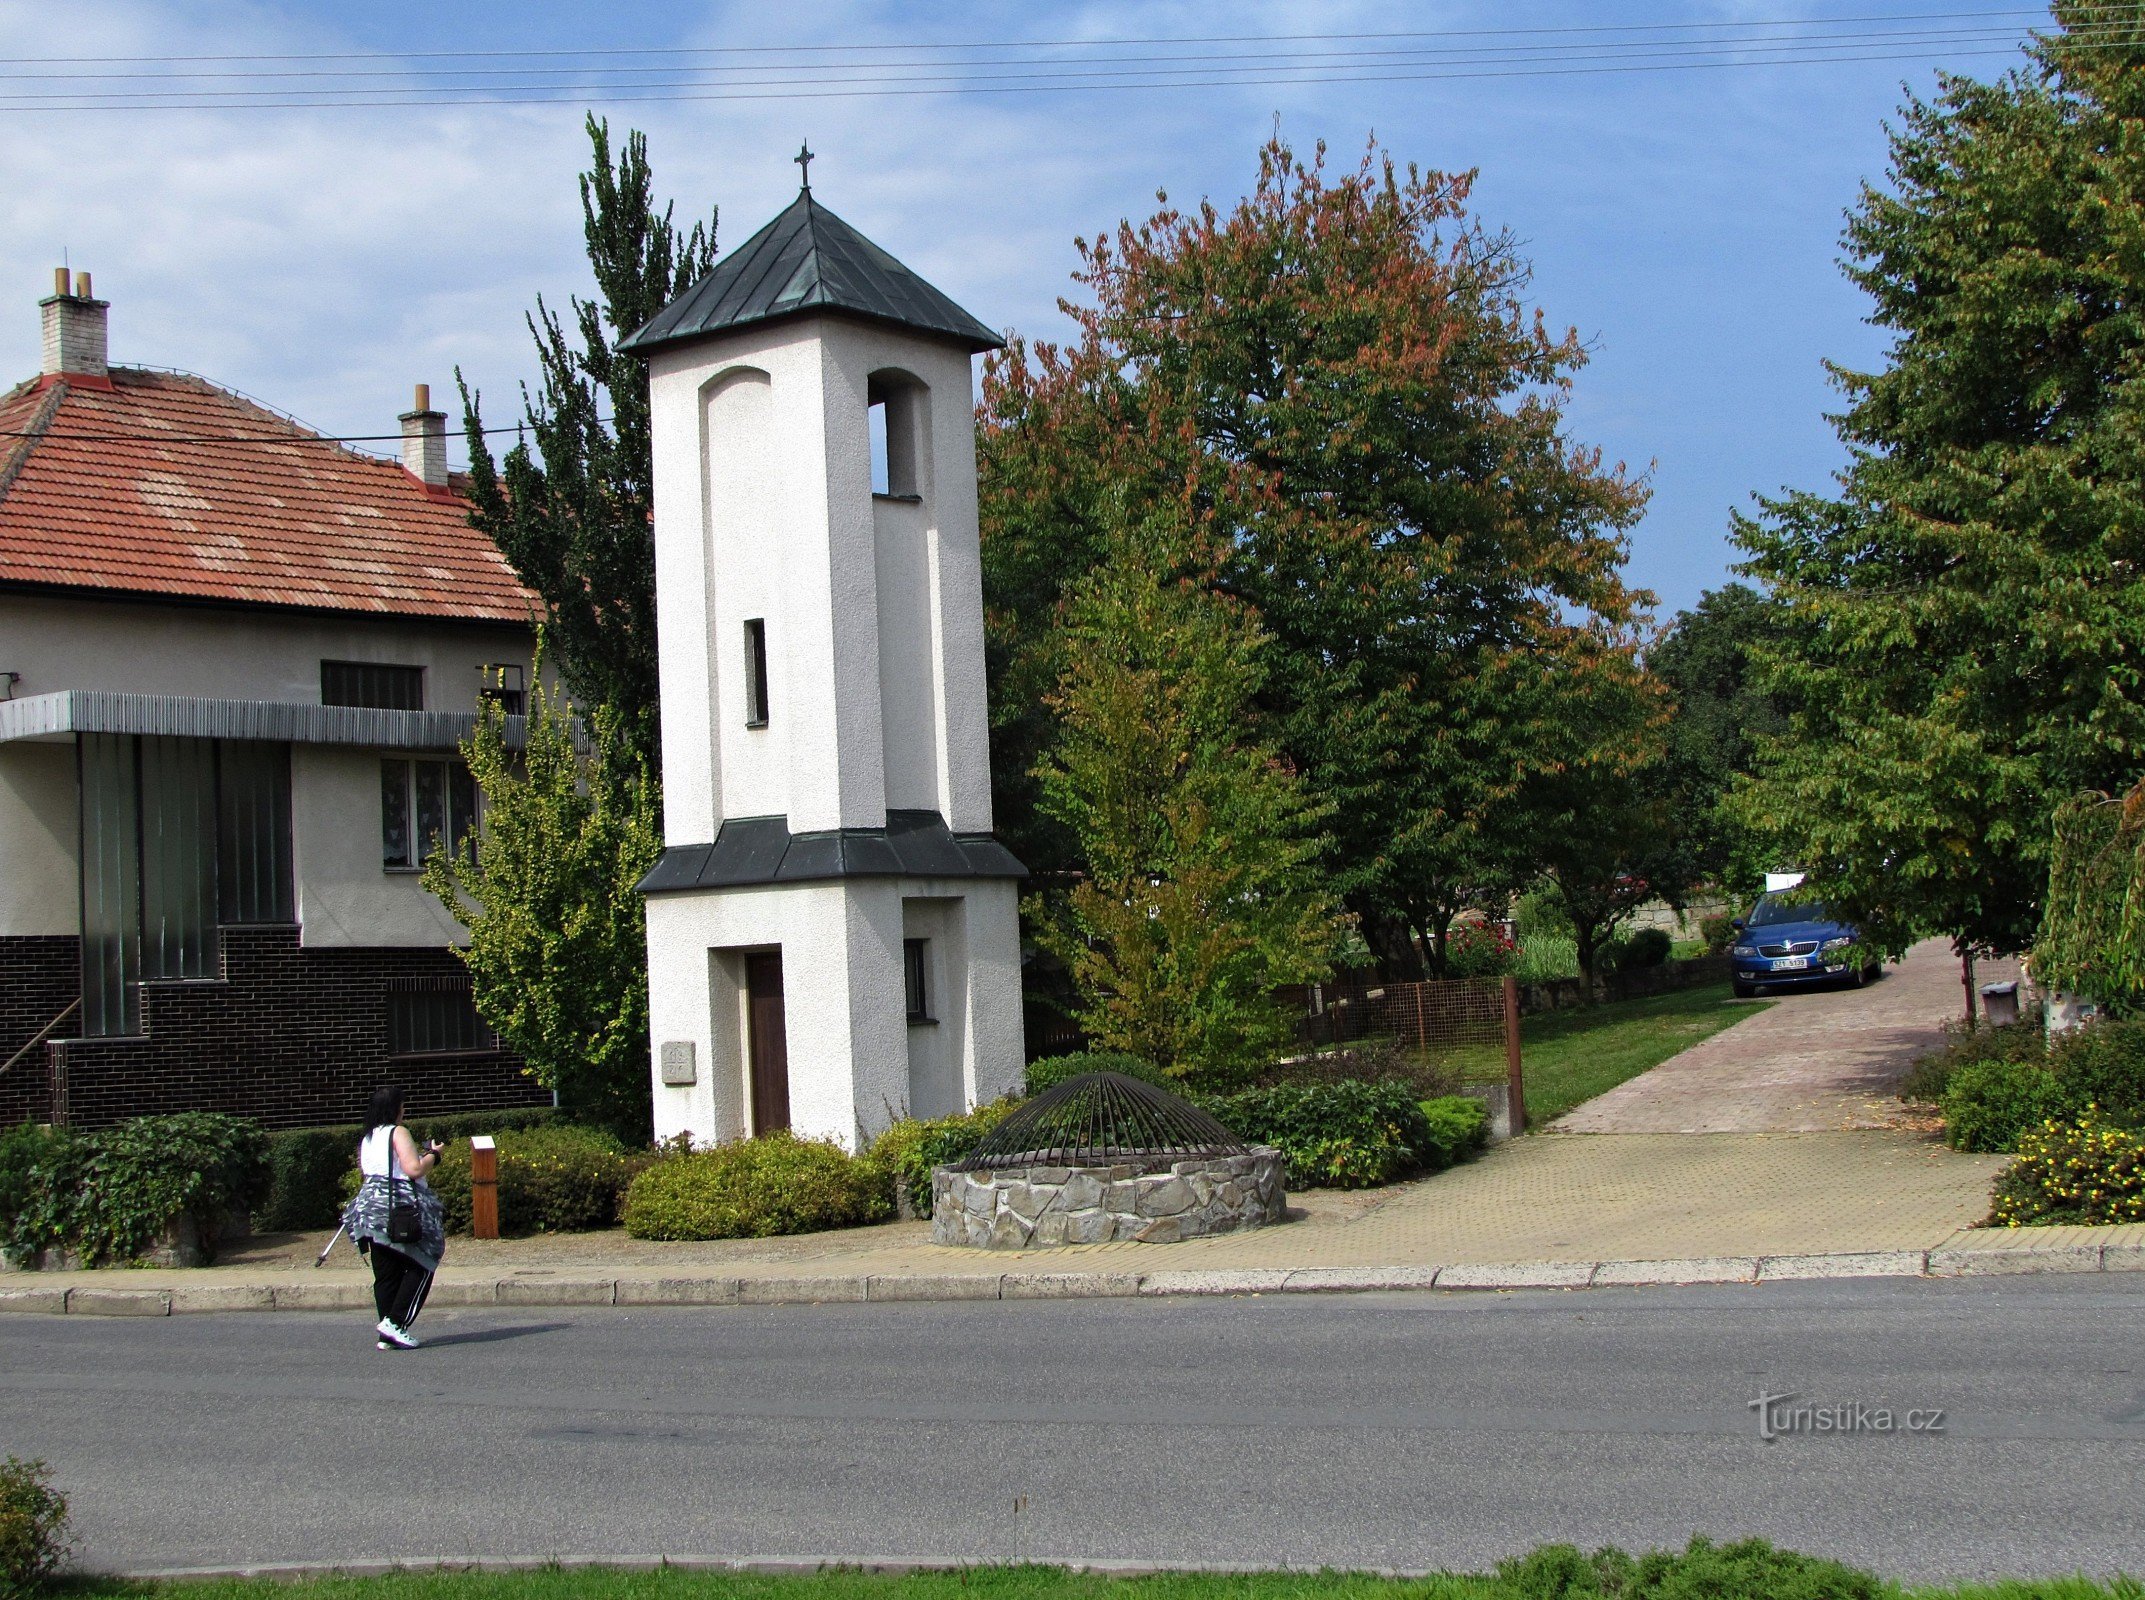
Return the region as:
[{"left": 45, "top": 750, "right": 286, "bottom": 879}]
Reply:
[{"left": 1980, "top": 980, "right": 2020, "bottom": 1028}]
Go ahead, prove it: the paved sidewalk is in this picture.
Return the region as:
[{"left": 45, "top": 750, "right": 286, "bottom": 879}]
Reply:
[
  {"left": 1554, "top": 937, "right": 2015, "bottom": 1133},
  {"left": 4, "top": 1127, "right": 2047, "bottom": 1313}
]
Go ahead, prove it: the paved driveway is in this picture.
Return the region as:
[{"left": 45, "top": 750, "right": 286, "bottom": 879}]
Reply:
[{"left": 1552, "top": 938, "right": 2017, "bottom": 1134}]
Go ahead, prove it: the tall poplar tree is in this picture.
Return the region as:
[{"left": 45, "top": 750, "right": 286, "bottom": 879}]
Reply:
[
  {"left": 460, "top": 117, "right": 717, "bottom": 777},
  {"left": 1734, "top": 5, "right": 2145, "bottom": 956}
]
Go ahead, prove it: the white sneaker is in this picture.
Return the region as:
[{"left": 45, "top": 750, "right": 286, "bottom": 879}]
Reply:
[
  {"left": 379, "top": 1321, "right": 422, "bottom": 1350},
  {"left": 375, "top": 1317, "right": 396, "bottom": 1338}
]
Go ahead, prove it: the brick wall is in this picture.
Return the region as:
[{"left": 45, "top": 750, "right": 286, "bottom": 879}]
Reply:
[
  {"left": 39, "top": 926, "right": 550, "bottom": 1130},
  {"left": 0, "top": 936, "right": 80, "bottom": 1124}
]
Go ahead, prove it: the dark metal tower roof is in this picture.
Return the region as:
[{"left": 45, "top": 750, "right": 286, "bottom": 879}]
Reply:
[{"left": 622, "top": 190, "right": 1004, "bottom": 356}]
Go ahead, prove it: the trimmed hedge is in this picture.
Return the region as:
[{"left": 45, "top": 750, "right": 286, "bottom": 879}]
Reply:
[
  {"left": 1417, "top": 1095, "right": 1492, "bottom": 1167},
  {"left": 1940, "top": 1058, "right": 2064, "bottom": 1153},
  {"left": 622, "top": 1132, "right": 892, "bottom": 1240},
  {"left": 1931, "top": 1016, "right": 2145, "bottom": 1153},
  {"left": 1900, "top": 1017, "right": 2044, "bottom": 1105},
  {"left": 257, "top": 1106, "right": 558, "bottom": 1232},
  {"left": 427, "top": 1124, "right": 637, "bottom": 1235},
  {"left": 0, "top": 1114, "right": 266, "bottom": 1267},
  {"left": 1989, "top": 1112, "right": 2145, "bottom": 1226},
  {"left": 865, "top": 1098, "right": 1020, "bottom": 1219},
  {"left": 1204, "top": 1080, "right": 1458, "bottom": 1189}
]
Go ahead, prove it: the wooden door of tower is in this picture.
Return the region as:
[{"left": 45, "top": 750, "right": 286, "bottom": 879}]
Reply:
[{"left": 745, "top": 952, "right": 791, "bottom": 1134}]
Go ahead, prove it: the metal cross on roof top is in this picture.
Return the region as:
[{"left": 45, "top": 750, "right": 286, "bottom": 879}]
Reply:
[{"left": 794, "top": 142, "right": 815, "bottom": 192}]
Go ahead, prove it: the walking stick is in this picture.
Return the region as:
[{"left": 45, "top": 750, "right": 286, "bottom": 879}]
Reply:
[{"left": 314, "top": 1222, "right": 346, "bottom": 1267}]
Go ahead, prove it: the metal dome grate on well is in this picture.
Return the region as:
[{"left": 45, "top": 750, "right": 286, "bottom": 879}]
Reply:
[{"left": 953, "top": 1072, "right": 1250, "bottom": 1173}]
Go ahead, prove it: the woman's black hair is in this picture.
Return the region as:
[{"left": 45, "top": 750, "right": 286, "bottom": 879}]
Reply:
[{"left": 365, "top": 1085, "right": 405, "bottom": 1134}]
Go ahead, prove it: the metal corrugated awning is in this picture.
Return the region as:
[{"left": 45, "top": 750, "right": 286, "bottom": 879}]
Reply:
[{"left": 0, "top": 690, "right": 523, "bottom": 752}]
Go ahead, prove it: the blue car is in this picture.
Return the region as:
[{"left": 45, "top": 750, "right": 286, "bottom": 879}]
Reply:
[{"left": 1729, "top": 891, "right": 1881, "bottom": 998}]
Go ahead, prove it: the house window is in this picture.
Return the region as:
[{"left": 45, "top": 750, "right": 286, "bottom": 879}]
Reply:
[
  {"left": 479, "top": 663, "right": 526, "bottom": 717},
  {"left": 386, "top": 977, "right": 495, "bottom": 1057},
  {"left": 323, "top": 661, "right": 424, "bottom": 711},
  {"left": 381, "top": 757, "right": 477, "bottom": 871},
  {"left": 744, "top": 618, "right": 770, "bottom": 728},
  {"left": 904, "top": 938, "right": 933, "bottom": 1024},
  {"left": 76, "top": 734, "right": 294, "bottom": 1038}
]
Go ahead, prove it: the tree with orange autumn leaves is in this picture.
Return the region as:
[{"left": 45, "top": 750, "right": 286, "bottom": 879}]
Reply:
[{"left": 979, "top": 133, "right": 1667, "bottom": 979}]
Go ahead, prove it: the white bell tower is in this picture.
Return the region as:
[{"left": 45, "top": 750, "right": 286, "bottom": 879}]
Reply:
[{"left": 628, "top": 168, "right": 1027, "bottom": 1151}]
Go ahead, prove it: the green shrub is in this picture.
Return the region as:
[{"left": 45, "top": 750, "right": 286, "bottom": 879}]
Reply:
[
  {"left": 1989, "top": 1112, "right": 2145, "bottom": 1226},
  {"left": 257, "top": 1106, "right": 558, "bottom": 1233},
  {"left": 1265, "top": 1037, "right": 1458, "bottom": 1098},
  {"left": 1899, "top": 1017, "right": 2045, "bottom": 1104},
  {"left": 0, "top": 1458, "right": 69, "bottom": 1600},
  {"left": 0, "top": 1114, "right": 266, "bottom": 1266},
  {"left": 1621, "top": 928, "right": 1674, "bottom": 968},
  {"left": 1202, "top": 1079, "right": 1437, "bottom": 1189},
  {"left": 864, "top": 1099, "right": 1021, "bottom": 1218},
  {"left": 1416, "top": 1096, "right": 1491, "bottom": 1167},
  {"left": 1022, "top": 1051, "right": 1170, "bottom": 1095},
  {"left": 1496, "top": 1535, "right": 1883, "bottom": 1600},
  {"left": 1515, "top": 934, "right": 1580, "bottom": 984},
  {"left": 623, "top": 1131, "right": 893, "bottom": 1240},
  {"left": 1514, "top": 888, "right": 1572, "bottom": 942},
  {"left": 1941, "top": 1057, "right": 2065, "bottom": 1152},
  {"left": 427, "top": 1123, "right": 632, "bottom": 1235},
  {"left": 1700, "top": 913, "right": 1737, "bottom": 953},
  {"left": 2046, "top": 1016, "right": 2145, "bottom": 1129},
  {"left": 1444, "top": 921, "right": 1518, "bottom": 978}
]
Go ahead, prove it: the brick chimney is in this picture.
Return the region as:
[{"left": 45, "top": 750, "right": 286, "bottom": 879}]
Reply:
[
  {"left": 40, "top": 268, "right": 108, "bottom": 379},
  {"left": 399, "top": 382, "right": 448, "bottom": 489}
]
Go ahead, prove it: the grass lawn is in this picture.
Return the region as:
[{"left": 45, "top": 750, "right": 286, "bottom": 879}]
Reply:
[
  {"left": 1431, "top": 981, "right": 1769, "bottom": 1127},
  {"left": 51, "top": 1556, "right": 2131, "bottom": 1600}
]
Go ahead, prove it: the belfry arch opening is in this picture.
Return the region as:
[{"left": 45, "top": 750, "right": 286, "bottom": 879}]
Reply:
[{"left": 867, "top": 370, "right": 926, "bottom": 500}]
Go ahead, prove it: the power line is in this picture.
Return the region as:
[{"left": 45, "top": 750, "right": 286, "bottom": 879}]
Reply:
[
  {"left": 0, "top": 9, "right": 2108, "bottom": 66},
  {"left": 0, "top": 46, "right": 2111, "bottom": 112},
  {"left": 3, "top": 10, "right": 2134, "bottom": 109}
]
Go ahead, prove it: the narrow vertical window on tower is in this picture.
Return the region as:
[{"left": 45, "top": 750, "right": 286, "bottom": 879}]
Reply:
[
  {"left": 868, "top": 374, "right": 921, "bottom": 498},
  {"left": 744, "top": 617, "right": 770, "bottom": 727}
]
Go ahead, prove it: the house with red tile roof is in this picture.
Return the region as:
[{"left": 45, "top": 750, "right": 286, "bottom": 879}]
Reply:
[{"left": 0, "top": 269, "right": 550, "bottom": 1131}]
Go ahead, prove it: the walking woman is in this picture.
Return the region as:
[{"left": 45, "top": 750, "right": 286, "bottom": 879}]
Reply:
[{"left": 342, "top": 1085, "right": 447, "bottom": 1350}]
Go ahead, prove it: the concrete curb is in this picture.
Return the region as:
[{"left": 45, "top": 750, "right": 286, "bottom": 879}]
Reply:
[{"left": 6, "top": 1239, "right": 2139, "bottom": 1317}]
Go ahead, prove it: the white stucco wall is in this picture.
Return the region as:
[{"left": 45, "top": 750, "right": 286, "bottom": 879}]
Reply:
[
  {"left": 291, "top": 745, "right": 468, "bottom": 949},
  {"left": 0, "top": 739, "right": 79, "bottom": 937},
  {"left": 0, "top": 592, "right": 535, "bottom": 713},
  {"left": 646, "top": 315, "right": 995, "bottom": 843}
]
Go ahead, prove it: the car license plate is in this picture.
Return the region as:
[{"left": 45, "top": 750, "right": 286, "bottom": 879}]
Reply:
[{"left": 1772, "top": 956, "right": 1809, "bottom": 971}]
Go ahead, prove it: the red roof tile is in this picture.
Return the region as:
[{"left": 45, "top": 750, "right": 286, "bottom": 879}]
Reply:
[{"left": 0, "top": 368, "right": 537, "bottom": 625}]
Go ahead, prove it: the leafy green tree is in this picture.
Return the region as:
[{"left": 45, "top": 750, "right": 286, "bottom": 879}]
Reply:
[
  {"left": 2036, "top": 781, "right": 2145, "bottom": 1011},
  {"left": 460, "top": 117, "right": 716, "bottom": 776},
  {"left": 423, "top": 674, "right": 662, "bottom": 1143},
  {"left": 1649, "top": 583, "right": 1794, "bottom": 894},
  {"left": 1027, "top": 504, "right": 1344, "bottom": 1084},
  {"left": 1514, "top": 660, "right": 1691, "bottom": 985},
  {"left": 980, "top": 133, "right": 1652, "bottom": 979},
  {"left": 1733, "top": 7, "right": 2145, "bottom": 957}
]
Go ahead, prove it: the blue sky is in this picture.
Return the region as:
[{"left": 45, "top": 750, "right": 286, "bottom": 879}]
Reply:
[{"left": 0, "top": 2, "right": 2056, "bottom": 619}]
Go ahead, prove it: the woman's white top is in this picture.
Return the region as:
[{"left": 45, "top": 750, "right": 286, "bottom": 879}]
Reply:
[{"left": 359, "top": 1125, "right": 402, "bottom": 1178}]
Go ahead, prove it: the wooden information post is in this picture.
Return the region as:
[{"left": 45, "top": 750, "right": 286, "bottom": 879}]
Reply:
[{"left": 469, "top": 1135, "right": 499, "bottom": 1240}]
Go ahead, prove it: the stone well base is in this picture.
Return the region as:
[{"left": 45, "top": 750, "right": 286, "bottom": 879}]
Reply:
[{"left": 931, "top": 1148, "right": 1286, "bottom": 1249}]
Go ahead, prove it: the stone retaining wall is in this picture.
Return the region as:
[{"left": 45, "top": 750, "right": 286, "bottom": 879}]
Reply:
[{"left": 932, "top": 1147, "right": 1286, "bottom": 1249}]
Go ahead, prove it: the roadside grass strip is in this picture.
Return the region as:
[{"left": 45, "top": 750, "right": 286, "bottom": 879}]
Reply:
[{"left": 52, "top": 1551, "right": 2139, "bottom": 1600}]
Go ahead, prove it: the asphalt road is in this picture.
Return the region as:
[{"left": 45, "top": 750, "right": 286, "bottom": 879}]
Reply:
[{"left": 6, "top": 1276, "right": 2144, "bottom": 1583}]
